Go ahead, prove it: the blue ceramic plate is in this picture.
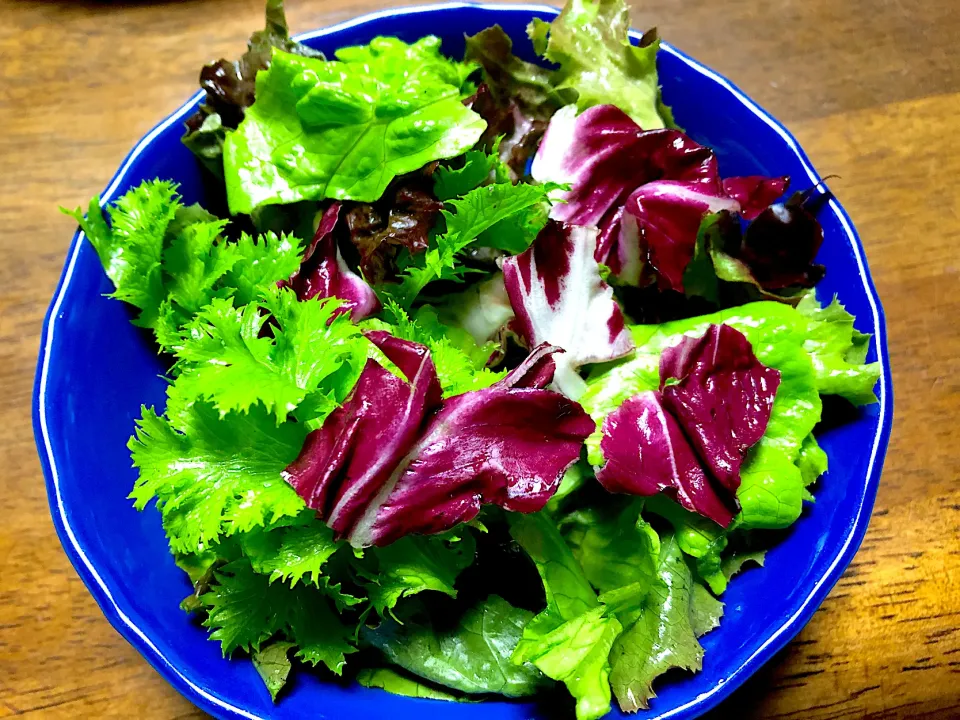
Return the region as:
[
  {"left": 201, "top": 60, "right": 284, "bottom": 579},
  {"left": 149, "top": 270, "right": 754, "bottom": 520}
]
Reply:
[{"left": 33, "top": 4, "right": 892, "bottom": 719}]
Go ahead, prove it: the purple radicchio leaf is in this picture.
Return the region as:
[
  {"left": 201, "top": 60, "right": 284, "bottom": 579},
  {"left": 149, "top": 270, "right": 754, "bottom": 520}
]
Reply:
[
  {"left": 596, "top": 324, "right": 780, "bottom": 527},
  {"left": 349, "top": 343, "right": 595, "bottom": 547},
  {"left": 659, "top": 323, "right": 781, "bottom": 491},
  {"left": 283, "top": 202, "right": 381, "bottom": 320},
  {"left": 283, "top": 338, "right": 594, "bottom": 547},
  {"left": 501, "top": 221, "right": 634, "bottom": 398},
  {"left": 597, "top": 391, "right": 735, "bottom": 527},
  {"left": 281, "top": 331, "right": 442, "bottom": 535},
  {"left": 531, "top": 104, "right": 790, "bottom": 292}
]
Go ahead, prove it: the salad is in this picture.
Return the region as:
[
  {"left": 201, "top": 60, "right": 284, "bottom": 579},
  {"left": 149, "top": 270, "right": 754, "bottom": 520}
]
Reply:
[{"left": 64, "top": 0, "right": 880, "bottom": 717}]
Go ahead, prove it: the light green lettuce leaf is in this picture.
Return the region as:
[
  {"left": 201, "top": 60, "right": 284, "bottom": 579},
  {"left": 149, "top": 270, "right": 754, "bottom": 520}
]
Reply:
[
  {"left": 509, "top": 513, "right": 620, "bottom": 720},
  {"left": 643, "top": 496, "right": 728, "bottom": 594},
  {"left": 581, "top": 299, "right": 876, "bottom": 531},
  {"left": 608, "top": 534, "right": 703, "bottom": 712},
  {"left": 223, "top": 40, "right": 486, "bottom": 214},
  {"left": 201, "top": 558, "right": 356, "bottom": 674},
  {"left": 796, "top": 293, "right": 881, "bottom": 405},
  {"left": 528, "top": 0, "right": 670, "bottom": 129}
]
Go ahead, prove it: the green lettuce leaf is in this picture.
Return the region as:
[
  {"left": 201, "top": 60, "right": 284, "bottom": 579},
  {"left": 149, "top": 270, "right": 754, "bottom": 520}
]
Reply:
[
  {"left": 509, "top": 513, "right": 620, "bottom": 720},
  {"left": 721, "top": 549, "right": 766, "bottom": 581},
  {"left": 128, "top": 402, "right": 307, "bottom": 554},
  {"left": 608, "top": 534, "right": 704, "bottom": 712},
  {"left": 169, "top": 287, "right": 366, "bottom": 425},
  {"left": 223, "top": 39, "right": 486, "bottom": 214},
  {"left": 561, "top": 499, "right": 660, "bottom": 594},
  {"left": 363, "top": 594, "right": 547, "bottom": 697},
  {"left": 689, "top": 583, "right": 724, "bottom": 637},
  {"left": 643, "top": 496, "right": 729, "bottom": 594},
  {"left": 356, "top": 667, "right": 464, "bottom": 702},
  {"left": 796, "top": 293, "right": 882, "bottom": 405},
  {"left": 797, "top": 433, "right": 828, "bottom": 502},
  {"left": 252, "top": 641, "right": 294, "bottom": 701},
  {"left": 528, "top": 0, "right": 670, "bottom": 129},
  {"left": 433, "top": 137, "right": 507, "bottom": 202}
]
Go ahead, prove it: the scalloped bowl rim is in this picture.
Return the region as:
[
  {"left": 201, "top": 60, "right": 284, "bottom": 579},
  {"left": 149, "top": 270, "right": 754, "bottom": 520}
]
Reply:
[{"left": 33, "top": 3, "right": 891, "bottom": 719}]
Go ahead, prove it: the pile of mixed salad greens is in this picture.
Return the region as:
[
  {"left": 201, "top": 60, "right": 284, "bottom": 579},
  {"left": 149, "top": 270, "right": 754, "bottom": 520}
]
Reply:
[{"left": 65, "top": 0, "right": 881, "bottom": 716}]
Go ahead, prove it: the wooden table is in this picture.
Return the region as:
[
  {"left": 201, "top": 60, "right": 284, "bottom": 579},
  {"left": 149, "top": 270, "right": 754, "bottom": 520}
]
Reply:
[{"left": 1, "top": 0, "right": 956, "bottom": 717}]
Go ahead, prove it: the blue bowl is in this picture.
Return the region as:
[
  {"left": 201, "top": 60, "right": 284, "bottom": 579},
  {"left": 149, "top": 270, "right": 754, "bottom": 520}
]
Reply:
[{"left": 33, "top": 3, "right": 892, "bottom": 719}]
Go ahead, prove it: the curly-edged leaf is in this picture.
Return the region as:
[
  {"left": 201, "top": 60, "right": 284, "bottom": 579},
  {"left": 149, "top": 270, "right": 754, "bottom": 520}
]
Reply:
[
  {"left": 609, "top": 534, "right": 704, "bottom": 712},
  {"left": 362, "top": 595, "right": 548, "bottom": 697},
  {"left": 528, "top": 0, "right": 669, "bottom": 130},
  {"left": 224, "top": 231, "right": 303, "bottom": 307},
  {"left": 796, "top": 293, "right": 881, "bottom": 405},
  {"left": 200, "top": 556, "right": 356, "bottom": 674},
  {"left": 374, "top": 301, "right": 505, "bottom": 398},
  {"left": 129, "top": 403, "right": 308, "bottom": 554},
  {"left": 689, "top": 583, "right": 723, "bottom": 638},
  {"left": 721, "top": 549, "right": 766, "bottom": 581},
  {"left": 358, "top": 532, "right": 476, "bottom": 616},
  {"left": 383, "top": 180, "right": 555, "bottom": 308},
  {"left": 582, "top": 300, "right": 843, "bottom": 532},
  {"left": 223, "top": 39, "right": 485, "bottom": 214},
  {"left": 64, "top": 181, "right": 178, "bottom": 327},
  {"left": 797, "top": 433, "right": 828, "bottom": 489},
  {"left": 171, "top": 287, "right": 367, "bottom": 423},
  {"left": 596, "top": 323, "right": 780, "bottom": 527},
  {"left": 64, "top": 180, "right": 307, "bottom": 350},
  {"left": 644, "top": 496, "right": 728, "bottom": 594},
  {"left": 282, "top": 202, "right": 380, "bottom": 319},
  {"left": 502, "top": 221, "right": 634, "bottom": 398}
]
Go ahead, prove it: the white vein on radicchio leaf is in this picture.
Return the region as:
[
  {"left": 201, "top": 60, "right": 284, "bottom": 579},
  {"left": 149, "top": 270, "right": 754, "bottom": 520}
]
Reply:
[
  {"left": 596, "top": 324, "right": 780, "bottom": 527},
  {"left": 282, "top": 202, "right": 381, "bottom": 320},
  {"left": 501, "top": 221, "right": 635, "bottom": 399},
  {"left": 531, "top": 104, "right": 789, "bottom": 292},
  {"left": 282, "top": 337, "right": 594, "bottom": 547}
]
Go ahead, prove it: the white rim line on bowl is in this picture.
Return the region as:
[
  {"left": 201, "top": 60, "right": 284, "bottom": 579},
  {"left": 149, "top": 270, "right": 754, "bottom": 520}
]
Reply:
[{"left": 37, "top": 3, "right": 888, "bottom": 719}]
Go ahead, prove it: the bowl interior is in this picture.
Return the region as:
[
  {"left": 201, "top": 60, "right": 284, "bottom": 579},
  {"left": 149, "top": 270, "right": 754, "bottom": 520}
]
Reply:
[{"left": 35, "top": 4, "right": 890, "bottom": 720}]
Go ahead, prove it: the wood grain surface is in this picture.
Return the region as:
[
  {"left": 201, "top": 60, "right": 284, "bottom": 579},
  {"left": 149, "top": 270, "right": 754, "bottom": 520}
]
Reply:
[{"left": 0, "top": 0, "right": 956, "bottom": 717}]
